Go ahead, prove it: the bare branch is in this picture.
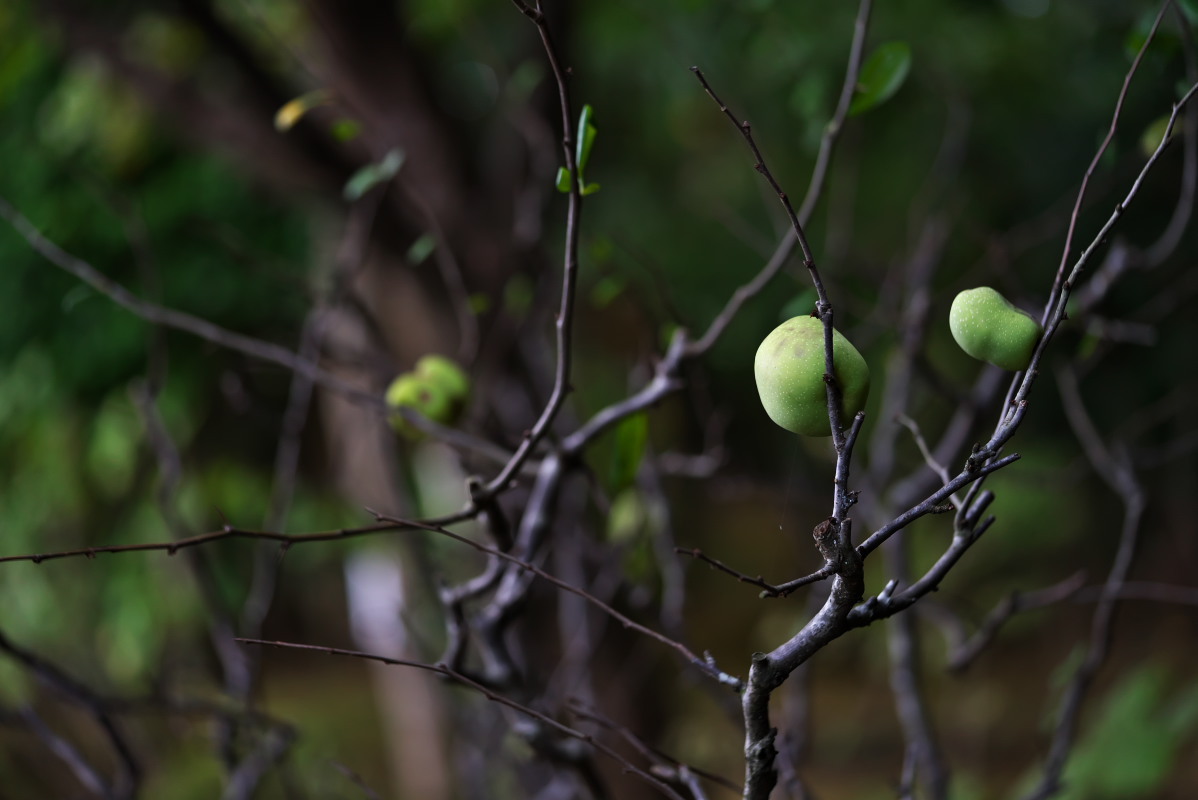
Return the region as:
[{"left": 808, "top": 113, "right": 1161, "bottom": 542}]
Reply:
[
  {"left": 687, "top": 0, "right": 874, "bottom": 358},
  {"left": 0, "top": 194, "right": 378, "bottom": 407},
  {"left": 1045, "top": 2, "right": 1170, "bottom": 320},
  {"left": 236, "top": 637, "right": 689, "bottom": 800},
  {"left": 485, "top": 2, "right": 587, "bottom": 496}
]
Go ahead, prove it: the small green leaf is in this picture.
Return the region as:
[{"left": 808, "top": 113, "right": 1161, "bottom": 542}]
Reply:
[
  {"left": 343, "top": 148, "right": 404, "bottom": 201},
  {"left": 608, "top": 412, "right": 649, "bottom": 493},
  {"left": 849, "top": 42, "right": 912, "bottom": 116},
  {"left": 331, "top": 118, "right": 361, "bottom": 142},
  {"left": 274, "top": 89, "right": 331, "bottom": 131},
  {"left": 504, "top": 274, "right": 534, "bottom": 317},
  {"left": 590, "top": 275, "right": 626, "bottom": 308},
  {"left": 606, "top": 488, "right": 647, "bottom": 544},
  {"left": 468, "top": 293, "right": 491, "bottom": 315},
  {"left": 581, "top": 182, "right": 601, "bottom": 196},
  {"left": 1140, "top": 114, "right": 1176, "bottom": 158},
  {"left": 555, "top": 166, "right": 572, "bottom": 193},
  {"left": 576, "top": 104, "right": 597, "bottom": 171},
  {"left": 405, "top": 233, "right": 436, "bottom": 265}
]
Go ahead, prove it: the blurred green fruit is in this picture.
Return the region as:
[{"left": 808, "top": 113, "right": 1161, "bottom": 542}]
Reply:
[
  {"left": 754, "top": 315, "right": 870, "bottom": 437},
  {"left": 414, "top": 354, "right": 471, "bottom": 402},
  {"left": 949, "top": 287, "right": 1042, "bottom": 371},
  {"left": 385, "top": 373, "right": 453, "bottom": 439}
]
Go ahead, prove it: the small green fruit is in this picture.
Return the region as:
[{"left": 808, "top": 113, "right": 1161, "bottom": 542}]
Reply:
[
  {"left": 414, "top": 354, "right": 470, "bottom": 402},
  {"left": 385, "top": 373, "right": 453, "bottom": 439},
  {"left": 754, "top": 315, "right": 871, "bottom": 437},
  {"left": 949, "top": 287, "right": 1042, "bottom": 371}
]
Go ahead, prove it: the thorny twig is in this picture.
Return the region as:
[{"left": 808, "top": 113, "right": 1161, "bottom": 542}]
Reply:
[{"left": 236, "top": 637, "right": 690, "bottom": 800}]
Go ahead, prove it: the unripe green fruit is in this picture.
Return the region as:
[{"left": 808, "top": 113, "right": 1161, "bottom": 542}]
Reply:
[
  {"left": 949, "top": 287, "right": 1042, "bottom": 371},
  {"left": 414, "top": 354, "right": 470, "bottom": 402},
  {"left": 754, "top": 315, "right": 870, "bottom": 437},
  {"left": 385, "top": 373, "right": 453, "bottom": 439}
]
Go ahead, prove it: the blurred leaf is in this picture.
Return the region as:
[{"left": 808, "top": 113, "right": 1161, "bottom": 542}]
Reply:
[
  {"left": 1139, "top": 114, "right": 1175, "bottom": 157},
  {"left": 503, "top": 274, "right": 534, "bottom": 318},
  {"left": 849, "top": 42, "right": 912, "bottom": 116},
  {"left": 582, "top": 182, "right": 601, "bottom": 196},
  {"left": 555, "top": 166, "right": 572, "bottom": 193},
  {"left": 591, "top": 274, "right": 626, "bottom": 308},
  {"left": 85, "top": 390, "right": 141, "bottom": 499},
  {"left": 1050, "top": 666, "right": 1198, "bottom": 799},
  {"left": 406, "top": 232, "right": 437, "bottom": 265},
  {"left": 274, "top": 89, "right": 331, "bottom": 132},
  {"left": 343, "top": 148, "right": 404, "bottom": 201},
  {"left": 468, "top": 292, "right": 491, "bottom": 315},
  {"left": 1182, "top": 0, "right": 1198, "bottom": 23},
  {"left": 331, "top": 118, "right": 361, "bottom": 142},
  {"left": 607, "top": 412, "right": 649, "bottom": 492},
  {"left": 505, "top": 59, "right": 545, "bottom": 104},
  {"left": 125, "top": 13, "right": 206, "bottom": 79},
  {"left": 577, "top": 103, "right": 597, "bottom": 171},
  {"left": 607, "top": 487, "right": 647, "bottom": 544}
]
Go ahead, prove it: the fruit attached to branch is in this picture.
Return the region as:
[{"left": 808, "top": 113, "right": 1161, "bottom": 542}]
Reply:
[
  {"left": 949, "top": 287, "right": 1042, "bottom": 371},
  {"left": 754, "top": 315, "right": 870, "bottom": 437}
]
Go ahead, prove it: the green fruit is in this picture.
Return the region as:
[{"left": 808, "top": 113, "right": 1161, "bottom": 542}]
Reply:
[
  {"left": 385, "top": 373, "right": 453, "bottom": 439},
  {"left": 414, "top": 354, "right": 470, "bottom": 402},
  {"left": 754, "top": 315, "right": 871, "bottom": 437},
  {"left": 949, "top": 287, "right": 1042, "bottom": 371}
]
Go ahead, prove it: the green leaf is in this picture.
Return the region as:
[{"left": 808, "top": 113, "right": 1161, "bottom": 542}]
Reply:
[
  {"left": 590, "top": 274, "right": 626, "bottom": 308},
  {"left": 606, "top": 488, "right": 647, "bottom": 544},
  {"left": 274, "top": 89, "right": 331, "bottom": 132},
  {"left": 608, "top": 412, "right": 649, "bottom": 492},
  {"left": 849, "top": 42, "right": 912, "bottom": 116},
  {"left": 343, "top": 148, "right": 404, "bottom": 201},
  {"left": 1139, "top": 114, "right": 1175, "bottom": 157},
  {"left": 555, "top": 166, "right": 572, "bottom": 193},
  {"left": 576, "top": 104, "right": 597, "bottom": 171},
  {"left": 581, "top": 182, "right": 601, "bottom": 196},
  {"left": 331, "top": 118, "right": 361, "bottom": 142},
  {"left": 468, "top": 293, "right": 491, "bottom": 315},
  {"left": 1182, "top": 0, "right": 1198, "bottom": 24},
  {"left": 405, "top": 232, "right": 436, "bottom": 265}
]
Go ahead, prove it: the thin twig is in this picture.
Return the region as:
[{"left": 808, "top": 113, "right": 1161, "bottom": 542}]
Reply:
[
  {"left": 568, "top": 701, "right": 740, "bottom": 795},
  {"left": 485, "top": 1, "right": 586, "bottom": 495},
  {"left": 1018, "top": 368, "right": 1146, "bottom": 800},
  {"left": 687, "top": 0, "right": 873, "bottom": 358},
  {"left": 369, "top": 511, "right": 741, "bottom": 688},
  {"left": 0, "top": 194, "right": 378, "bottom": 408},
  {"left": 674, "top": 548, "right": 785, "bottom": 597},
  {"left": 688, "top": 67, "right": 847, "bottom": 451},
  {"left": 235, "top": 637, "right": 689, "bottom": 800},
  {"left": 1045, "top": 2, "right": 1170, "bottom": 321}
]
